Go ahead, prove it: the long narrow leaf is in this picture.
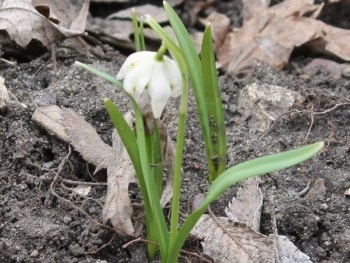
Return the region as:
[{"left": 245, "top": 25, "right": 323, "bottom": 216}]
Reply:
[
  {"left": 167, "top": 142, "right": 324, "bottom": 263},
  {"left": 131, "top": 98, "right": 170, "bottom": 261},
  {"left": 201, "top": 25, "right": 227, "bottom": 181},
  {"left": 163, "top": 2, "right": 216, "bottom": 180},
  {"left": 75, "top": 62, "right": 123, "bottom": 89},
  {"left": 104, "top": 99, "right": 140, "bottom": 174}
]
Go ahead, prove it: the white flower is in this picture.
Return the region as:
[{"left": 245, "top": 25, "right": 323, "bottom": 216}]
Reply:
[{"left": 117, "top": 51, "right": 182, "bottom": 118}]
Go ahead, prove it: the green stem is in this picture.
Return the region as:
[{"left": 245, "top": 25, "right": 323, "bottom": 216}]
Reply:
[
  {"left": 156, "top": 43, "right": 168, "bottom": 61},
  {"left": 169, "top": 75, "right": 188, "bottom": 251}
]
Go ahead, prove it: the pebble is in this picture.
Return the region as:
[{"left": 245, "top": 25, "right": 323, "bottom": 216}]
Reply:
[
  {"left": 320, "top": 203, "right": 328, "bottom": 211},
  {"left": 341, "top": 64, "right": 350, "bottom": 78},
  {"left": 33, "top": 92, "right": 57, "bottom": 106},
  {"left": 63, "top": 216, "right": 72, "bottom": 224},
  {"left": 30, "top": 250, "right": 39, "bottom": 257}
]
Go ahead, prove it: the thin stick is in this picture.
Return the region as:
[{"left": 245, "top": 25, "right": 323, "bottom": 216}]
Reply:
[
  {"left": 85, "top": 234, "right": 117, "bottom": 254},
  {"left": 60, "top": 178, "right": 107, "bottom": 186},
  {"left": 48, "top": 146, "right": 113, "bottom": 231}
]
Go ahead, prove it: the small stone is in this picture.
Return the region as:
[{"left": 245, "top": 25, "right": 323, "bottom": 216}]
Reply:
[
  {"left": 33, "top": 92, "right": 57, "bottom": 106},
  {"left": 341, "top": 64, "right": 350, "bottom": 78},
  {"left": 304, "top": 178, "right": 326, "bottom": 201},
  {"left": 69, "top": 243, "right": 85, "bottom": 256},
  {"left": 42, "top": 161, "right": 54, "bottom": 169},
  {"left": 30, "top": 250, "right": 39, "bottom": 257},
  {"left": 63, "top": 216, "right": 72, "bottom": 224},
  {"left": 320, "top": 203, "right": 328, "bottom": 211}
]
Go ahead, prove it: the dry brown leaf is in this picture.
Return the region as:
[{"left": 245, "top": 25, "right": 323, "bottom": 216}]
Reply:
[
  {"left": 0, "top": 76, "right": 9, "bottom": 110},
  {"left": 270, "top": 234, "right": 313, "bottom": 263},
  {"left": 61, "top": 107, "right": 113, "bottom": 172},
  {"left": 212, "top": 0, "right": 350, "bottom": 73},
  {"left": 224, "top": 178, "right": 263, "bottom": 232},
  {"left": 242, "top": 0, "right": 269, "bottom": 23},
  {"left": 192, "top": 215, "right": 313, "bottom": 263},
  {"left": 31, "top": 105, "right": 69, "bottom": 143},
  {"left": 191, "top": 215, "right": 276, "bottom": 263},
  {"left": 0, "top": 0, "right": 88, "bottom": 48},
  {"left": 103, "top": 112, "right": 139, "bottom": 236}
]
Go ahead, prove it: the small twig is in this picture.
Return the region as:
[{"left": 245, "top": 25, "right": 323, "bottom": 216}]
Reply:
[
  {"left": 207, "top": 206, "right": 257, "bottom": 263},
  {"left": 48, "top": 146, "right": 113, "bottom": 231},
  {"left": 33, "top": 64, "right": 44, "bottom": 77},
  {"left": 60, "top": 183, "right": 104, "bottom": 208},
  {"left": 85, "top": 234, "right": 117, "bottom": 254},
  {"left": 60, "top": 178, "right": 107, "bottom": 186},
  {"left": 0, "top": 58, "right": 17, "bottom": 66},
  {"left": 259, "top": 103, "right": 350, "bottom": 140},
  {"left": 180, "top": 250, "right": 213, "bottom": 263}
]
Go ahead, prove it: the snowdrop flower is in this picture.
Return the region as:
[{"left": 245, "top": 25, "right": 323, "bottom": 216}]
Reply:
[{"left": 117, "top": 51, "right": 182, "bottom": 118}]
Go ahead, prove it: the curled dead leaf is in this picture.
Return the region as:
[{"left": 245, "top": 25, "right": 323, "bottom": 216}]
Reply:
[{"left": 0, "top": 0, "right": 89, "bottom": 48}]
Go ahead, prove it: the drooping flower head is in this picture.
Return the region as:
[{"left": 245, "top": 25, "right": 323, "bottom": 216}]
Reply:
[{"left": 117, "top": 51, "right": 182, "bottom": 118}]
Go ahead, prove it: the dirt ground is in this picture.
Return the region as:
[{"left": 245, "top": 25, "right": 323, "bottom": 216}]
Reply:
[{"left": 1, "top": 1, "right": 350, "bottom": 263}]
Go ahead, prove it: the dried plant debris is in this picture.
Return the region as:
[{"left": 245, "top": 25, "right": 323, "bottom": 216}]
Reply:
[
  {"left": 0, "top": 76, "right": 9, "bottom": 110},
  {"left": 225, "top": 178, "right": 263, "bottom": 232},
  {"left": 61, "top": 107, "right": 113, "bottom": 172},
  {"left": 103, "top": 112, "right": 139, "bottom": 236},
  {"left": 191, "top": 215, "right": 276, "bottom": 263},
  {"left": 32, "top": 106, "right": 175, "bottom": 236},
  {"left": 191, "top": 215, "right": 312, "bottom": 263},
  {"left": 32, "top": 105, "right": 70, "bottom": 143},
  {"left": 203, "top": 0, "right": 350, "bottom": 73},
  {"left": 87, "top": 4, "right": 172, "bottom": 50},
  {"left": 0, "top": 0, "right": 89, "bottom": 49}
]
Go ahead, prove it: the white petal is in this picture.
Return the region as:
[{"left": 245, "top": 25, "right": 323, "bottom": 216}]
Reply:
[
  {"left": 116, "top": 51, "right": 156, "bottom": 80},
  {"left": 163, "top": 56, "right": 182, "bottom": 98},
  {"left": 148, "top": 62, "right": 172, "bottom": 118},
  {"left": 123, "top": 60, "right": 153, "bottom": 96}
]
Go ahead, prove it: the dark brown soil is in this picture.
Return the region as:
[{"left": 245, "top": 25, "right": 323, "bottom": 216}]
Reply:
[{"left": 1, "top": 1, "right": 350, "bottom": 263}]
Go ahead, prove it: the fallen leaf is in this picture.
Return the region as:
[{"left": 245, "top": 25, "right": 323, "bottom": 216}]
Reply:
[
  {"left": 191, "top": 215, "right": 313, "bottom": 263},
  {"left": 225, "top": 178, "right": 263, "bottom": 231},
  {"left": 62, "top": 107, "right": 113, "bottom": 172},
  {"left": 191, "top": 215, "right": 276, "bottom": 263},
  {"left": 0, "top": 76, "right": 9, "bottom": 110},
  {"left": 0, "top": 0, "right": 89, "bottom": 48},
  {"left": 103, "top": 112, "right": 139, "bottom": 236},
  {"left": 31, "top": 105, "right": 69, "bottom": 143},
  {"left": 208, "top": 0, "right": 350, "bottom": 73},
  {"left": 31, "top": 105, "right": 113, "bottom": 170},
  {"left": 270, "top": 234, "right": 313, "bottom": 263}
]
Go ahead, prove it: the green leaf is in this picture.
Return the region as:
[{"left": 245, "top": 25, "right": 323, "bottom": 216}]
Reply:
[
  {"left": 104, "top": 99, "right": 140, "bottom": 174},
  {"left": 164, "top": 2, "right": 221, "bottom": 181},
  {"left": 148, "top": 125, "right": 164, "bottom": 198},
  {"left": 75, "top": 61, "right": 123, "bottom": 89},
  {"left": 167, "top": 142, "right": 324, "bottom": 263},
  {"left": 201, "top": 25, "right": 227, "bottom": 181},
  {"left": 131, "top": 98, "right": 170, "bottom": 261}
]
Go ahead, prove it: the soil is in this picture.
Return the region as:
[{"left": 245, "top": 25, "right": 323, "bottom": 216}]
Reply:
[{"left": 1, "top": 1, "right": 350, "bottom": 263}]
